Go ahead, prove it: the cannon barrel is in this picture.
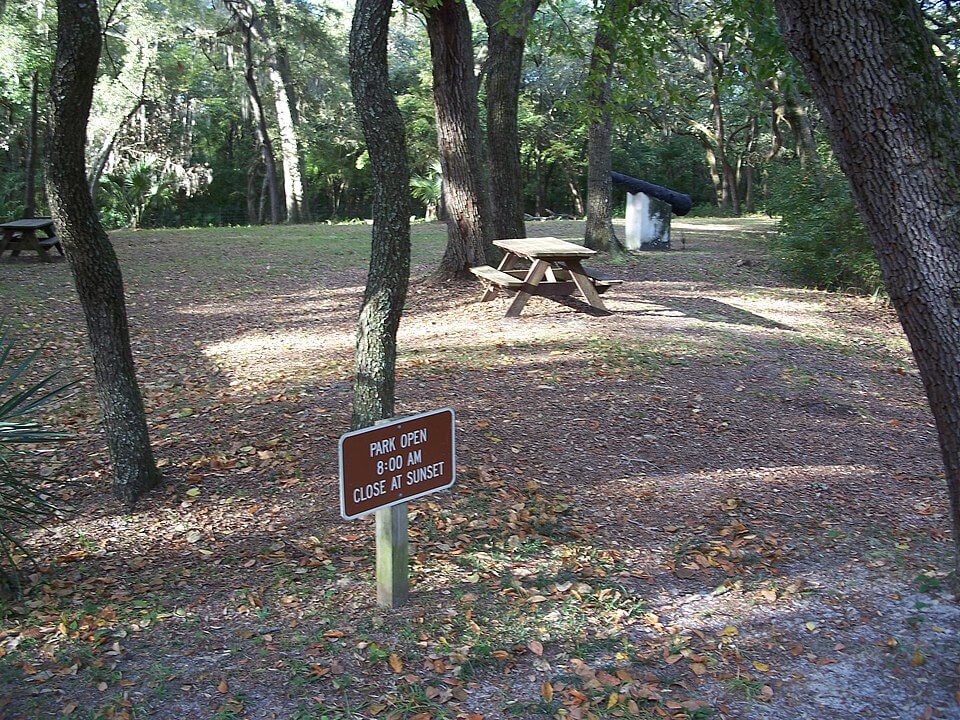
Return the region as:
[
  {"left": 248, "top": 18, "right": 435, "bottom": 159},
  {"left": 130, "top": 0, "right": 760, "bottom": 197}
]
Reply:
[{"left": 610, "top": 172, "right": 692, "bottom": 216}]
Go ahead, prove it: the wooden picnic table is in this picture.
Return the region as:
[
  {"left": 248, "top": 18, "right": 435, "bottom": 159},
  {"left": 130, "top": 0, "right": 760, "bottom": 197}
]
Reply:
[
  {"left": 470, "top": 237, "right": 621, "bottom": 317},
  {"left": 0, "top": 218, "right": 63, "bottom": 263}
]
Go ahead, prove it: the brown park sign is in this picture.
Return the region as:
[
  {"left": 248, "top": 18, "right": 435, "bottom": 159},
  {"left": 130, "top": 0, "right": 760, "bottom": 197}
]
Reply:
[{"left": 339, "top": 408, "right": 456, "bottom": 520}]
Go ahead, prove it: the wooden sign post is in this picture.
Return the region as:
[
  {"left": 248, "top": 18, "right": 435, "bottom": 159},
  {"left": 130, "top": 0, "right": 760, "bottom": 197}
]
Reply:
[
  {"left": 375, "top": 504, "right": 408, "bottom": 607},
  {"left": 338, "top": 408, "right": 456, "bottom": 608}
]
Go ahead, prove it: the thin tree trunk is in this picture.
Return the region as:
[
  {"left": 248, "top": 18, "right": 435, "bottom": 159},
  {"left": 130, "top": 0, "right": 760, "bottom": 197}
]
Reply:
[
  {"left": 258, "top": 172, "right": 269, "bottom": 224},
  {"left": 475, "top": 0, "right": 539, "bottom": 240},
  {"left": 348, "top": 0, "right": 411, "bottom": 427},
  {"left": 783, "top": 86, "right": 818, "bottom": 167},
  {"left": 584, "top": 0, "right": 632, "bottom": 253},
  {"left": 565, "top": 166, "right": 585, "bottom": 216},
  {"left": 88, "top": 61, "right": 150, "bottom": 198},
  {"left": 23, "top": 71, "right": 39, "bottom": 218},
  {"left": 766, "top": 96, "right": 784, "bottom": 162},
  {"left": 246, "top": 158, "right": 261, "bottom": 223},
  {"left": 534, "top": 141, "right": 544, "bottom": 216},
  {"left": 87, "top": 99, "right": 143, "bottom": 199},
  {"left": 426, "top": 0, "right": 498, "bottom": 280},
  {"left": 743, "top": 115, "right": 758, "bottom": 214},
  {"left": 239, "top": 19, "right": 282, "bottom": 225},
  {"left": 775, "top": 0, "right": 960, "bottom": 585},
  {"left": 45, "top": 0, "right": 161, "bottom": 503}
]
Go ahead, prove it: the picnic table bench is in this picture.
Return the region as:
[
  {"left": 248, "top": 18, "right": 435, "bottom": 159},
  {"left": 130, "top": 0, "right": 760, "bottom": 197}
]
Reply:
[
  {"left": 0, "top": 218, "right": 63, "bottom": 262},
  {"left": 471, "top": 237, "right": 622, "bottom": 317}
]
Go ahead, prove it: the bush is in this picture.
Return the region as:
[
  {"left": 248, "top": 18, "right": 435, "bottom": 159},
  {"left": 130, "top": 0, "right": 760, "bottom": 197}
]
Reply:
[
  {"left": 767, "top": 161, "right": 883, "bottom": 295},
  {"left": 0, "top": 329, "right": 73, "bottom": 598}
]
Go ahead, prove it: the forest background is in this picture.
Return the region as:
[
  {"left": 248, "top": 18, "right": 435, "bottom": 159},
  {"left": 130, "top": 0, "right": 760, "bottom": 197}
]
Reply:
[{"left": 6, "top": 0, "right": 956, "bottom": 294}]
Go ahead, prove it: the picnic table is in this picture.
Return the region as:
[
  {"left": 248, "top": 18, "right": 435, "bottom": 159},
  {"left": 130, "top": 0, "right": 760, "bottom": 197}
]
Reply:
[
  {"left": 0, "top": 218, "right": 63, "bottom": 262},
  {"left": 470, "top": 237, "right": 622, "bottom": 317}
]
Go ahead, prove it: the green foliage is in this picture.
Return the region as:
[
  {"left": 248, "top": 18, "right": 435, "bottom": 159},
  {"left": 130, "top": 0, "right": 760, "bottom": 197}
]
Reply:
[
  {"left": 767, "top": 161, "right": 882, "bottom": 295},
  {"left": 102, "top": 159, "right": 174, "bottom": 229},
  {"left": 0, "top": 328, "right": 73, "bottom": 597},
  {"left": 410, "top": 161, "right": 442, "bottom": 207}
]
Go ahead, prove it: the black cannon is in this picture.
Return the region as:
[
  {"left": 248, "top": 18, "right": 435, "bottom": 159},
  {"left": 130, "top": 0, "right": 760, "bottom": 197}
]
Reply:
[{"left": 610, "top": 172, "right": 692, "bottom": 217}]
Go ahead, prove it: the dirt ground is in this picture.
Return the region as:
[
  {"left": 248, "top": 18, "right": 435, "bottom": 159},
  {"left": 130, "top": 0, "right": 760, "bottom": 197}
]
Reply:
[{"left": 0, "top": 218, "right": 957, "bottom": 720}]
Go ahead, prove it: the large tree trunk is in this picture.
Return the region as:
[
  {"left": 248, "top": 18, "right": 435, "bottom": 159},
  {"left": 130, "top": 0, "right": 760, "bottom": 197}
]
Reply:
[
  {"left": 774, "top": 0, "right": 960, "bottom": 583},
  {"left": 475, "top": 0, "right": 539, "bottom": 240},
  {"left": 584, "top": 0, "right": 630, "bottom": 253},
  {"left": 23, "top": 71, "right": 39, "bottom": 218},
  {"left": 584, "top": 0, "right": 635, "bottom": 252},
  {"left": 707, "top": 64, "right": 740, "bottom": 216},
  {"left": 701, "top": 140, "right": 724, "bottom": 208},
  {"left": 263, "top": 0, "right": 309, "bottom": 224},
  {"left": 348, "top": 0, "right": 411, "bottom": 427},
  {"left": 426, "top": 0, "right": 498, "bottom": 280},
  {"left": 269, "top": 68, "right": 307, "bottom": 224},
  {"left": 783, "top": 86, "right": 818, "bottom": 167},
  {"left": 238, "top": 18, "right": 282, "bottom": 225},
  {"left": 45, "top": 0, "right": 161, "bottom": 504}
]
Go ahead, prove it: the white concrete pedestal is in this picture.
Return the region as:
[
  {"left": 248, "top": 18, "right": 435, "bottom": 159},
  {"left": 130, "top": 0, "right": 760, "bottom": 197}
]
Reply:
[{"left": 625, "top": 191, "right": 672, "bottom": 251}]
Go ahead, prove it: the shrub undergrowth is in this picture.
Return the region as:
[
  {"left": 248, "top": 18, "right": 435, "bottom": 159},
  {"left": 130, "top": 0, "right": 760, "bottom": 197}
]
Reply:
[{"left": 767, "top": 160, "right": 883, "bottom": 295}]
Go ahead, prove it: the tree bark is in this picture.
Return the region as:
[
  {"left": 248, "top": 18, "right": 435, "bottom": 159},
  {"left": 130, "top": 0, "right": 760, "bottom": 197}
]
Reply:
[
  {"left": 247, "top": 158, "right": 262, "bottom": 224},
  {"left": 534, "top": 138, "right": 545, "bottom": 216},
  {"left": 706, "top": 60, "right": 739, "bottom": 215},
  {"left": 262, "top": 0, "right": 309, "bottom": 223},
  {"left": 426, "top": 0, "right": 498, "bottom": 280},
  {"left": 584, "top": 0, "right": 631, "bottom": 253},
  {"left": 349, "top": 0, "right": 411, "bottom": 427},
  {"left": 701, "top": 140, "right": 723, "bottom": 208},
  {"left": 783, "top": 86, "right": 818, "bottom": 167},
  {"left": 23, "top": 71, "right": 39, "bottom": 218},
  {"left": 743, "top": 115, "right": 758, "bottom": 214},
  {"left": 87, "top": 61, "right": 151, "bottom": 199},
  {"left": 87, "top": 98, "right": 144, "bottom": 200},
  {"left": 238, "top": 16, "right": 282, "bottom": 225},
  {"left": 565, "top": 165, "right": 585, "bottom": 216},
  {"left": 774, "top": 0, "right": 960, "bottom": 583},
  {"left": 475, "top": 0, "right": 539, "bottom": 240},
  {"left": 269, "top": 67, "right": 308, "bottom": 224},
  {"left": 45, "top": 0, "right": 161, "bottom": 503}
]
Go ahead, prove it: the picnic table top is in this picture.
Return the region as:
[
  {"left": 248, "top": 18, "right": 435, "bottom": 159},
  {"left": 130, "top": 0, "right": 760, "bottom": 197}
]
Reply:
[
  {"left": 0, "top": 218, "right": 54, "bottom": 230},
  {"left": 493, "top": 236, "right": 597, "bottom": 259}
]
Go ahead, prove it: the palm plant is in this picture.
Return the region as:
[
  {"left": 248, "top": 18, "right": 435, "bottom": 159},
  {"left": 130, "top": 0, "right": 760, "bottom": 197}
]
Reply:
[
  {"left": 410, "top": 161, "right": 443, "bottom": 221},
  {"left": 103, "top": 158, "right": 174, "bottom": 229},
  {"left": 0, "top": 328, "right": 74, "bottom": 599}
]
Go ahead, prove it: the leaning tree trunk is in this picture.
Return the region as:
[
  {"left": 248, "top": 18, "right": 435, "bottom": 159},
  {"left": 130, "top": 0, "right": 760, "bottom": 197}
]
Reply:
[
  {"left": 584, "top": 0, "right": 629, "bottom": 253},
  {"left": 349, "top": 0, "right": 411, "bottom": 427},
  {"left": 475, "top": 0, "right": 539, "bottom": 240},
  {"left": 240, "top": 20, "right": 282, "bottom": 225},
  {"left": 774, "top": 0, "right": 960, "bottom": 583},
  {"left": 23, "top": 71, "right": 39, "bottom": 218},
  {"left": 426, "top": 0, "right": 498, "bottom": 280},
  {"left": 45, "top": 0, "right": 161, "bottom": 503},
  {"left": 88, "top": 62, "right": 150, "bottom": 199}
]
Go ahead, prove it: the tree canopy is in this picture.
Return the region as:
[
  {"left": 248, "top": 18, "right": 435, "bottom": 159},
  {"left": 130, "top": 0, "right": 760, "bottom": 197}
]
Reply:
[{"left": 8, "top": 0, "right": 955, "bottom": 229}]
